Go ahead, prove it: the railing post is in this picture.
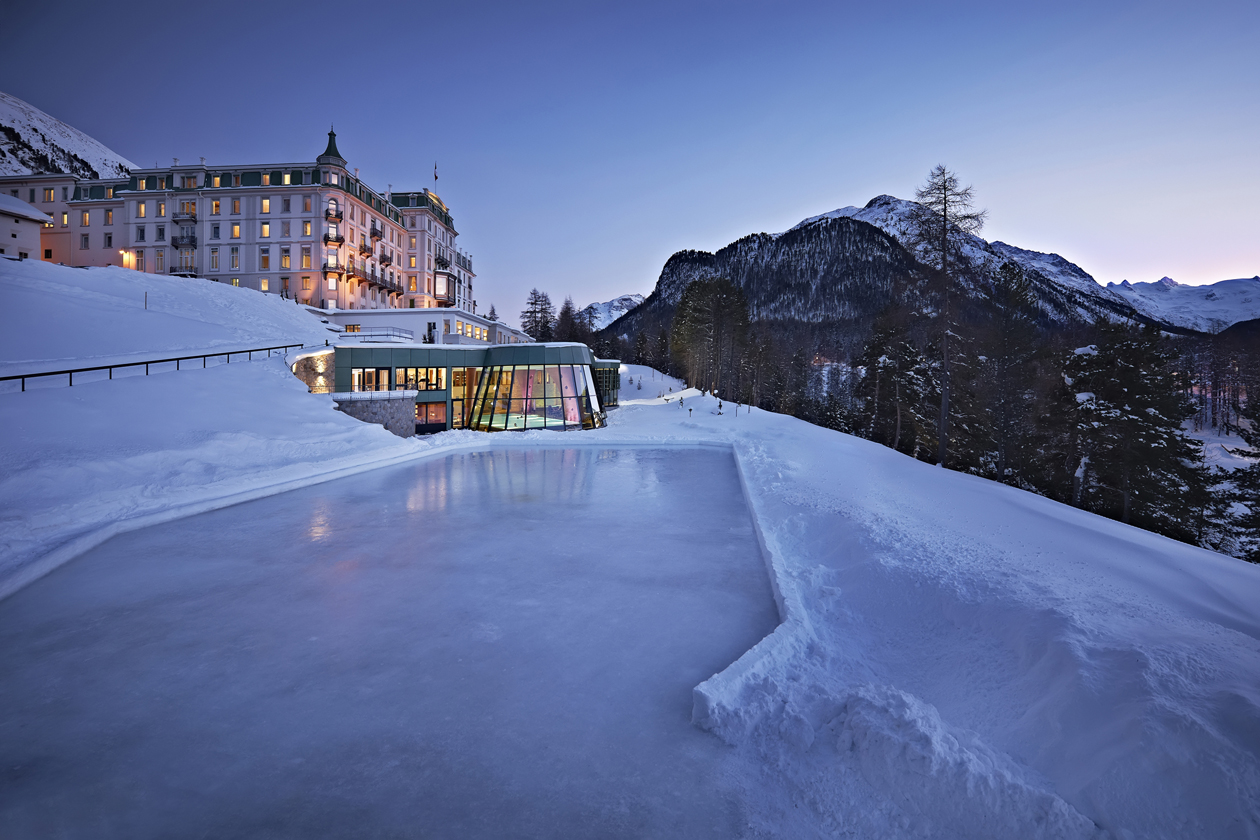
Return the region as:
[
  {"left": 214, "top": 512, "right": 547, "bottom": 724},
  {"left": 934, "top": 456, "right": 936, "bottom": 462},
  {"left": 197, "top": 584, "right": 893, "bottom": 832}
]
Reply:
[
  {"left": 145, "top": 363, "right": 149, "bottom": 375},
  {"left": 69, "top": 371, "right": 73, "bottom": 386}
]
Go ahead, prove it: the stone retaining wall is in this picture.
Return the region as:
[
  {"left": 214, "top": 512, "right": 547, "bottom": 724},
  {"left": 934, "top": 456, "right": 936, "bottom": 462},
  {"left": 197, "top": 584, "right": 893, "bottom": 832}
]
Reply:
[{"left": 333, "top": 392, "right": 418, "bottom": 438}]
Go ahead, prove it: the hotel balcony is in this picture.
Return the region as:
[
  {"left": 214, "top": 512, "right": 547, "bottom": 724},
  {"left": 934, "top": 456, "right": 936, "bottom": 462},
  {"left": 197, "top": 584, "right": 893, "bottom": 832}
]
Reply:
[
  {"left": 323, "top": 233, "right": 345, "bottom": 245},
  {"left": 170, "top": 234, "right": 197, "bottom": 247},
  {"left": 357, "top": 241, "right": 372, "bottom": 256},
  {"left": 434, "top": 254, "right": 451, "bottom": 270},
  {"left": 168, "top": 265, "right": 197, "bottom": 277},
  {"left": 325, "top": 208, "right": 343, "bottom": 221},
  {"left": 369, "top": 225, "right": 383, "bottom": 241},
  {"left": 321, "top": 262, "right": 344, "bottom": 275},
  {"left": 173, "top": 211, "right": 197, "bottom": 224},
  {"left": 379, "top": 252, "right": 393, "bottom": 266}
]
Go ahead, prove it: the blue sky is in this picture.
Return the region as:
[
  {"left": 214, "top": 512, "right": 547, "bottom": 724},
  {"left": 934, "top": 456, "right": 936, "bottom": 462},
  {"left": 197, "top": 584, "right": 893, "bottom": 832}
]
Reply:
[{"left": 5, "top": 1, "right": 1257, "bottom": 324}]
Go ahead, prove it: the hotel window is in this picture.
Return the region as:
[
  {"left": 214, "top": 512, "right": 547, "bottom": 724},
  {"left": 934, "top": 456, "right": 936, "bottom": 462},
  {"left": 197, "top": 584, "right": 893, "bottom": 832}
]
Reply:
[
  {"left": 283, "top": 173, "right": 291, "bottom": 186},
  {"left": 138, "top": 180, "right": 146, "bottom": 191},
  {"left": 281, "top": 221, "right": 290, "bottom": 237},
  {"left": 136, "top": 226, "right": 146, "bottom": 242},
  {"left": 182, "top": 176, "right": 197, "bottom": 188},
  {"left": 212, "top": 176, "right": 221, "bottom": 188},
  {"left": 62, "top": 187, "right": 69, "bottom": 201},
  {"left": 60, "top": 212, "right": 68, "bottom": 226},
  {"left": 231, "top": 199, "right": 240, "bottom": 214},
  {"left": 42, "top": 188, "right": 54, "bottom": 202},
  {"left": 259, "top": 246, "right": 270, "bottom": 270},
  {"left": 280, "top": 246, "right": 291, "bottom": 269},
  {"left": 262, "top": 173, "right": 271, "bottom": 186},
  {"left": 230, "top": 246, "right": 239, "bottom": 270},
  {"left": 135, "top": 250, "right": 144, "bottom": 271},
  {"left": 105, "top": 209, "right": 113, "bottom": 225},
  {"left": 210, "top": 247, "right": 219, "bottom": 270},
  {"left": 106, "top": 187, "right": 113, "bottom": 199},
  {"left": 392, "top": 367, "right": 446, "bottom": 391},
  {"left": 211, "top": 224, "right": 220, "bottom": 239},
  {"left": 409, "top": 235, "right": 416, "bottom": 249},
  {"left": 231, "top": 223, "right": 240, "bottom": 239},
  {"left": 104, "top": 233, "right": 112, "bottom": 247},
  {"left": 408, "top": 275, "right": 417, "bottom": 292},
  {"left": 156, "top": 225, "right": 165, "bottom": 242},
  {"left": 409, "top": 255, "right": 416, "bottom": 268},
  {"left": 261, "top": 278, "right": 269, "bottom": 291},
  {"left": 281, "top": 277, "right": 289, "bottom": 291},
  {"left": 158, "top": 178, "right": 166, "bottom": 190},
  {"left": 211, "top": 200, "right": 220, "bottom": 215},
  {"left": 328, "top": 277, "right": 337, "bottom": 291},
  {"left": 158, "top": 202, "right": 165, "bottom": 217},
  {"left": 301, "top": 245, "right": 311, "bottom": 269},
  {"left": 233, "top": 175, "right": 241, "bottom": 187},
  {"left": 282, "top": 198, "right": 290, "bottom": 213},
  {"left": 261, "top": 198, "right": 270, "bottom": 214},
  {"left": 302, "top": 276, "right": 311, "bottom": 291},
  {"left": 80, "top": 234, "right": 89, "bottom": 249},
  {"left": 303, "top": 196, "right": 311, "bottom": 213},
  {"left": 231, "top": 278, "right": 239, "bottom": 286},
  {"left": 136, "top": 202, "right": 146, "bottom": 218},
  {"left": 302, "top": 221, "right": 311, "bottom": 236},
  {"left": 80, "top": 210, "right": 90, "bottom": 226},
  {"left": 260, "top": 222, "right": 270, "bottom": 238},
  {"left": 155, "top": 249, "right": 165, "bottom": 272}
]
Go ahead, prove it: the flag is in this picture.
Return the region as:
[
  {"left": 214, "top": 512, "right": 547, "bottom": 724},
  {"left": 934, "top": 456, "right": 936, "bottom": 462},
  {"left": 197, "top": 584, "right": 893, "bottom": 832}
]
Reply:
[{"left": 434, "top": 163, "right": 438, "bottom": 183}]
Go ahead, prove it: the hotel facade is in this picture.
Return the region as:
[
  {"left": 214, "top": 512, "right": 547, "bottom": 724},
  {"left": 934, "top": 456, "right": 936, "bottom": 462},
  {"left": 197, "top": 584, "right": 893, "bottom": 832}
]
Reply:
[{"left": 0, "top": 131, "right": 475, "bottom": 313}]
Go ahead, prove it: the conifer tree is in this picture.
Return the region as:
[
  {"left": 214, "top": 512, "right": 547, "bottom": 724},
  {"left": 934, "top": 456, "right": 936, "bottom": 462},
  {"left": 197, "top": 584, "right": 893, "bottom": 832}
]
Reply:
[
  {"left": 554, "top": 296, "right": 579, "bottom": 341},
  {"left": 487, "top": 304, "right": 498, "bottom": 322},
  {"left": 520, "top": 289, "right": 555, "bottom": 341}
]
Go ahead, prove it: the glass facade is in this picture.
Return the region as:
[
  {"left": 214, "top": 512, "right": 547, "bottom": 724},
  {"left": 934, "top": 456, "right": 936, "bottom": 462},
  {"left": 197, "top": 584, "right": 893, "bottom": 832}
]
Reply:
[{"left": 467, "top": 364, "right": 604, "bottom": 431}]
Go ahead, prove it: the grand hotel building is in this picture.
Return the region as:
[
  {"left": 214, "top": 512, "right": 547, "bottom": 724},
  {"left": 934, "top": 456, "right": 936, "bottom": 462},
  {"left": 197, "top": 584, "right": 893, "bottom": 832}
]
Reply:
[{"left": 0, "top": 131, "right": 474, "bottom": 313}]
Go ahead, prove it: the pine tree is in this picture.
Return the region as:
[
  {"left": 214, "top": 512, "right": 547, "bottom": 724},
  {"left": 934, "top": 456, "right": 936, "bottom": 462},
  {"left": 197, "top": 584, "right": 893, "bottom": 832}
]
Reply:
[
  {"left": 554, "top": 296, "right": 579, "bottom": 341},
  {"left": 908, "top": 165, "right": 987, "bottom": 465},
  {"left": 520, "top": 289, "right": 555, "bottom": 341},
  {"left": 1229, "top": 362, "right": 1260, "bottom": 560},
  {"left": 487, "top": 303, "right": 498, "bottom": 322},
  {"left": 1063, "top": 322, "right": 1209, "bottom": 541}
]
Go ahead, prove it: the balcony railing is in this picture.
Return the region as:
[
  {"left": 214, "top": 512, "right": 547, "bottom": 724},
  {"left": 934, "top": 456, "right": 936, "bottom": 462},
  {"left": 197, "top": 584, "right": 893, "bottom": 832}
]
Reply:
[
  {"left": 369, "top": 225, "right": 383, "bottom": 240},
  {"left": 173, "top": 212, "right": 197, "bottom": 224},
  {"left": 379, "top": 253, "right": 393, "bottom": 266},
  {"left": 321, "top": 262, "right": 343, "bottom": 275},
  {"left": 325, "top": 208, "right": 343, "bottom": 221},
  {"left": 434, "top": 254, "right": 451, "bottom": 270},
  {"left": 170, "top": 234, "right": 197, "bottom": 247},
  {"left": 357, "top": 241, "right": 372, "bottom": 256},
  {"left": 323, "top": 234, "right": 345, "bottom": 245},
  {"left": 168, "top": 265, "right": 197, "bottom": 276}
]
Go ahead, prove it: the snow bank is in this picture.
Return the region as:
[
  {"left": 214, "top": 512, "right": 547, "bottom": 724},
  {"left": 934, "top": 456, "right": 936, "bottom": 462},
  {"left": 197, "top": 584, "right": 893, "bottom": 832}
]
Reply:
[{"left": 0, "top": 260, "right": 333, "bottom": 376}]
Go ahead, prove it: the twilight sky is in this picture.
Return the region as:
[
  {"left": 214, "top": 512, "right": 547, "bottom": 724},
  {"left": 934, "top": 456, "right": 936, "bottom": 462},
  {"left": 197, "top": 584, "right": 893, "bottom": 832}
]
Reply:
[{"left": 4, "top": 1, "right": 1257, "bottom": 325}]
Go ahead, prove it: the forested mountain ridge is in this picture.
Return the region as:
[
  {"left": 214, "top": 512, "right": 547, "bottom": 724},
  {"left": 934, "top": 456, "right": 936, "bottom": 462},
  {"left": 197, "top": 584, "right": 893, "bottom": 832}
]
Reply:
[{"left": 0, "top": 91, "right": 134, "bottom": 179}]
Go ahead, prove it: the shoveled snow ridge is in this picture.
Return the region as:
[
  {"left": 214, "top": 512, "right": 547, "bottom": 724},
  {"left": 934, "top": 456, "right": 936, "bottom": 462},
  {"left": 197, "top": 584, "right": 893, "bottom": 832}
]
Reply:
[{"left": 0, "top": 90, "right": 135, "bottom": 179}]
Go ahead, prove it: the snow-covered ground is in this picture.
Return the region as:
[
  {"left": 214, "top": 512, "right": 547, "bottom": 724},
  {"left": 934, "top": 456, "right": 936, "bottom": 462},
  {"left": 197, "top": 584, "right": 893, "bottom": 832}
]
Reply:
[{"left": 2, "top": 262, "right": 1258, "bottom": 837}]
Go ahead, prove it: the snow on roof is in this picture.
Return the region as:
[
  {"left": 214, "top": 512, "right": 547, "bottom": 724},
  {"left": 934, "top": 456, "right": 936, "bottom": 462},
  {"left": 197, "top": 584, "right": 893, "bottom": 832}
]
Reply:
[{"left": 0, "top": 193, "right": 53, "bottom": 224}]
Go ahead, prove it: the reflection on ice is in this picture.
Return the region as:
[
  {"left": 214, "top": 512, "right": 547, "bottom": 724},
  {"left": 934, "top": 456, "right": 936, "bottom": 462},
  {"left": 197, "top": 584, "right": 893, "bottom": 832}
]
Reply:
[{"left": 0, "top": 448, "right": 777, "bottom": 839}]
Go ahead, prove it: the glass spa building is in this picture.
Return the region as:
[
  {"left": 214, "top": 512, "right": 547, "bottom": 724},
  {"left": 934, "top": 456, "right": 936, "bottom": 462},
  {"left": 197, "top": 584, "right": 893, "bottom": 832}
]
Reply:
[{"left": 331, "top": 342, "right": 620, "bottom": 434}]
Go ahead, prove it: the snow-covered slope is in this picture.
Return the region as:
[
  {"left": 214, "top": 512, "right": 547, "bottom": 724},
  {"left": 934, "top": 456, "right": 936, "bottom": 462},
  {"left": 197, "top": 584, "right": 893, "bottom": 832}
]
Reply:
[
  {"left": 0, "top": 259, "right": 334, "bottom": 376},
  {"left": 1106, "top": 275, "right": 1260, "bottom": 334},
  {"left": 582, "top": 293, "right": 644, "bottom": 329},
  {"left": 0, "top": 91, "right": 135, "bottom": 179}
]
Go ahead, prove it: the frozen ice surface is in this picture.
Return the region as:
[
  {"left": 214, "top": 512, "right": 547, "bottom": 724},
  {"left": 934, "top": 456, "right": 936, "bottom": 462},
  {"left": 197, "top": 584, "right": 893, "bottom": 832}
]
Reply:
[{"left": 0, "top": 448, "right": 778, "bottom": 839}]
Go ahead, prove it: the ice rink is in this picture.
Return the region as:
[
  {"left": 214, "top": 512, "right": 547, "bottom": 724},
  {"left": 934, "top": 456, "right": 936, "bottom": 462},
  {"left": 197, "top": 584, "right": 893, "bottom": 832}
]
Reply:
[{"left": 0, "top": 447, "right": 778, "bottom": 839}]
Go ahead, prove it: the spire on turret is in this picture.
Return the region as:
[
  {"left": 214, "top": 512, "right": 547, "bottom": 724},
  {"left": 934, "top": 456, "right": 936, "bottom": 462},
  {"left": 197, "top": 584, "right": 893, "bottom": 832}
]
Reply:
[{"left": 317, "top": 126, "right": 346, "bottom": 166}]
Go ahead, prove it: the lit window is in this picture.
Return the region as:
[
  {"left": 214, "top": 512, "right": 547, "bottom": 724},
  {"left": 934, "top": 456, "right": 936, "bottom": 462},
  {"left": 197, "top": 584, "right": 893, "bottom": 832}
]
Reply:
[
  {"left": 138, "top": 179, "right": 146, "bottom": 191},
  {"left": 135, "top": 250, "right": 145, "bottom": 271},
  {"left": 155, "top": 249, "right": 165, "bottom": 272},
  {"left": 283, "top": 173, "right": 291, "bottom": 186},
  {"left": 261, "top": 278, "right": 269, "bottom": 291},
  {"left": 328, "top": 277, "right": 337, "bottom": 291},
  {"left": 301, "top": 245, "right": 311, "bottom": 269},
  {"left": 280, "top": 246, "right": 291, "bottom": 269},
  {"left": 230, "top": 246, "right": 239, "bottom": 270},
  {"left": 213, "top": 176, "right": 221, "bottom": 188},
  {"left": 303, "top": 196, "right": 311, "bottom": 213},
  {"left": 261, "top": 198, "right": 270, "bottom": 214},
  {"left": 158, "top": 202, "right": 165, "bottom": 216},
  {"left": 232, "top": 277, "right": 239, "bottom": 286},
  {"left": 211, "top": 200, "right": 220, "bottom": 215},
  {"left": 260, "top": 246, "right": 270, "bottom": 270},
  {"left": 231, "top": 199, "right": 240, "bottom": 214},
  {"left": 210, "top": 247, "right": 219, "bottom": 270},
  {"left": 409, "top": 275, "right": 417, "bottom": 291},
  {"left": 262, "top": 173, "right": 271, "bottom": 186},
  {"left": 61, "top": 212, "right": 67, "bottom": 226},
  {"left": 42, "top": 188, "right": 54, "bottom": 202},
  {"left": 105, "top": 188, "right": 113, "bottom": 199},
  {"left": 233, "top": 175, "right": 240, "bottom": 187},
  {"left": 158, "top": 178, "right": 166, "bottom": 190},
  {"left": 302, "top": 276, "right": 311, "bottom": 290},
  {"left": 231, "top": 223, "right": 240, "bottom": 239},
  {"left": 302, "top": 221, "right": 311, "bottom": 236},
  {"left": 80, "top": 211, "right": 90, "bottom": 226},
  {"left": 137, "top": 202, "right": 146, "bottom": 219},
  {"left": 409, "top": 235, "right": 416, "bottom": 249},
  {"left": 105, "top": 209, "right": 113, "bottom": 225},
  {"left": 260, "top": 222, "right": 270, "bottom": 238},
  {"left": 409, "top": 255, "right": 416, "bottom": 268}
]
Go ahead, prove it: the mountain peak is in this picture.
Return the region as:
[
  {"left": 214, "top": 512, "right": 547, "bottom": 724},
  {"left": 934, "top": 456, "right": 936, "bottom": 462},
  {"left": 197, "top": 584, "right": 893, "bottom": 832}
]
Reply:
[{"left": 0, "top": 90, "right": 135, "bottom": 179}]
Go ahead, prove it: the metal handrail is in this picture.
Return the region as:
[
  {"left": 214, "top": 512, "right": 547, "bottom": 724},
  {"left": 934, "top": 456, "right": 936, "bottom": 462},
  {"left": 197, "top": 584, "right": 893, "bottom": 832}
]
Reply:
[
  {"left": 369, "top": 226, "right": 383, "bottom": 240},
  {"left": 0, "top": 342, "right": 316, "bottom": 392}
]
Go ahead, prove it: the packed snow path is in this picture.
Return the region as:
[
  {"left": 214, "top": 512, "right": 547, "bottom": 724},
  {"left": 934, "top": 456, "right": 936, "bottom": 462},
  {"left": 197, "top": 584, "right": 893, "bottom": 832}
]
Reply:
[{"left": 0, "top": 448, "right": 778, "bottom": 839}]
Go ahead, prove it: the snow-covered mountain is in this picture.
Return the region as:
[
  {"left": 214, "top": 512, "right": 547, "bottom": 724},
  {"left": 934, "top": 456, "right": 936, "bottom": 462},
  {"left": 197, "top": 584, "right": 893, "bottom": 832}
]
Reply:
[
  {"left": 0, "top": 91, "right": 134, "bottom": 179},
  {"left": 1105, "top": 275, "right": 1260, "bottom": 334},
  {"left": 582, "top": 294, "right": 644, "bottom": 330}
]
